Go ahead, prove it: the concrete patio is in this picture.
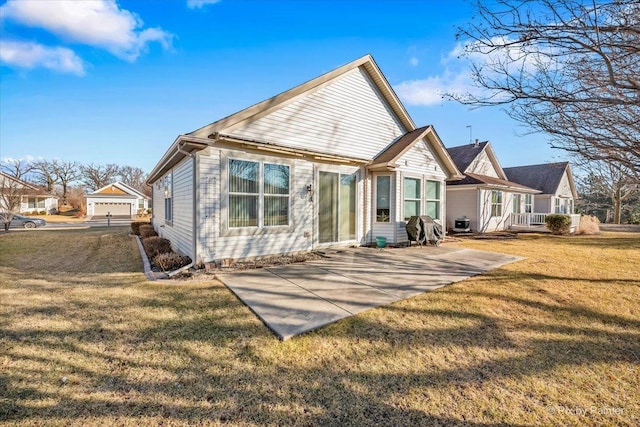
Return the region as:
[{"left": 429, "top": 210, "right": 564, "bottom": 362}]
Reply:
[{"left": 218, "top": 245, "right": 523, "bottom": 340}]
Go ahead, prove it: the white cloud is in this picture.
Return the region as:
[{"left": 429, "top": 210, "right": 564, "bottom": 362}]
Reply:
[
  {"left": 0, "top": 40, "right": 85, "bottom": 75},
  {"left": 395, "top": 37, "right": 550, "bottom": 106},
  {"left": 187, "top": 0, "right": 221, "bottom": 9},
  {"left": 409, "top": 56, "right": 419, "bottom": 67},
  {"left": 395, "top": 71, "right": 476, "bottom": 106},
  {"left": 0, "top": 0, "right": 173, "bottom": 61}
]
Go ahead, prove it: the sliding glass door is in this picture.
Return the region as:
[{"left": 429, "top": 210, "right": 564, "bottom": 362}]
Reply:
[{"left": 318, "top": 171, "right": 356, "bottom": 244}]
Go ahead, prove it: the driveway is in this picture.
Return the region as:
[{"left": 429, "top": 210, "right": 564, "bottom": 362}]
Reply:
[{"left": 218, "top": 245, "right": 523, "bottom": 340}]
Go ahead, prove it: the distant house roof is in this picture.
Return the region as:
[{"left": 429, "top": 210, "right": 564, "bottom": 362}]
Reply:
[
  {"left": 90, "top": 181, "right": 149, "bottom": 199},
  {"left": 503, "top": 162, "right": 573, "bottom": 195},
  {"left": 369, "top": 125, "right": 463, "bottom": 178},
  {"left": 445, "top": 141, "right": 536, "bottom": 191},
  {"left": 0, "top": 172, "right": 55, "bottom": 196},
  {"left": 449, "top": 172, "right": 540, "bottom": 192},
  {"left": 446, "top": 141, "right": 490, "bottom": 173}
]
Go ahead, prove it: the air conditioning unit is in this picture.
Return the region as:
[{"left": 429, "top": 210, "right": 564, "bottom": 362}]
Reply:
[{"left": 454, "top": 217, "right": 471, "bottom": 232}]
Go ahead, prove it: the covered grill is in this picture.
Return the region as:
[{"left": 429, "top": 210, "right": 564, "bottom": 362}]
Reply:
[{"left": 406, "top": 215, "right": 444, "bottom": 247}]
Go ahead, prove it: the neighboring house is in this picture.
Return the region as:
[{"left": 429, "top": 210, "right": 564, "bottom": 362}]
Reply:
[
  {"left": 504, "top": 162, "right": 579, "bottom": 229},
  {"left": 146, "top": 54, "right": 464, "bottom": 264},
  {"left": 0, "top": 171, "right": 58, "bottom": 214},
  {"left": 445, "top": 141, "right": 541, "bottom": 233},
  {"left": 86, "top": 181, "right": 149, "bottom": 217}
]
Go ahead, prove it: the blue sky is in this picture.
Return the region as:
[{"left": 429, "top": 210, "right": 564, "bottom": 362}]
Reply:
[{"left": 0, "top": 0, "right": 568, "bottom": 173}]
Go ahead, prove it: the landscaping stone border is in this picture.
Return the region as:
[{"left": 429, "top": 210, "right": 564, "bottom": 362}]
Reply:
[{"left": 132, "top": 234, "right": 168, "bottom": 281}]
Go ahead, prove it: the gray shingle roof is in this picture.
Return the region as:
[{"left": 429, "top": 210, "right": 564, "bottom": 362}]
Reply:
[
  {"left": 446, "top": 141, "right": 489, "bottom": 172},
  {"left": 503, "top": 162, "right": 569, "bottom": 195},
  {"left": 453, "top": 173, "right": 540, "bottom": 191}
]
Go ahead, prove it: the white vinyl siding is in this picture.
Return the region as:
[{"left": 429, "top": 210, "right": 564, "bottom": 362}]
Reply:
[
  {"left": 445, "top": 188, "right": 477, "bottom": 231},
  {"left": 197, "top": 147, "right": 315, "bottom": 262},
  {"left": 466, "top": 149, "right": 499, "bottom": 177},
  {"left": 225, "top": 68, "right": 406, "bottom": 160},
  {"left": 155, "top": 158, "right": 194, "bottom": 258}
]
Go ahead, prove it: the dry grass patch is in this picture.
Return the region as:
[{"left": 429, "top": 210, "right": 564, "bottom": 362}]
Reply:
[{"left": 1, "top": 229, "right": 638, "bottom": 426}]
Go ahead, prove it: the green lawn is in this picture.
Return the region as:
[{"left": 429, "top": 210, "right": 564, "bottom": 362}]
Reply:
[{"left": 1, "top": 228, "right": 638, "bottom": 426}]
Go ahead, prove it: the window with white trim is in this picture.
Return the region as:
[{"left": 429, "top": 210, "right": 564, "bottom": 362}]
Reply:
[
  {"left": 228, "top": 159, "right": 289, "bottom": 228},
  {"left": 525, "top": 194, "right": 533, "bottom": 213},
  {"left": 375, "top": 175, "right": 391, "bottom": 222},
  {"left": 491, "top": 190, "right": 503, "bottom": 217},
  {"left": 512, "top": 194, "right": 521, "bottom": 213},
  {"left": 426, "top": 180, "right": 441, "bottom": 219},
  {"left": 555, "top": 198, "right": 561, "bottom": 213},
  {"left": 403, "top": 177, "right": 421, "bottom": 221},
  {"left": 164, "top": 172, "right": 172, "bottom": 222}
]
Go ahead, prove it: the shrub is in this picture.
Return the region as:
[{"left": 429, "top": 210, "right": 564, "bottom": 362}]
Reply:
[
  {"left": 545, "top": 214, "right": 572, "bottom": 235},
  {"left": 142, "top": 236, "right": 172, "bottom": 258},
  {"left": 154, "top": 252, "right": 192, "bottom": 271},
  {"left": 38, "top": 210, "right": 47, "bottom": 215},
  {"left": 139, "top": 224, "right": 158, "bottom": 238},
  {"left": 576, "top": 215, "right": 600, "bottom": 235},
  {"left": 131, "top": 221, "right": 149, "bottom": 235}
]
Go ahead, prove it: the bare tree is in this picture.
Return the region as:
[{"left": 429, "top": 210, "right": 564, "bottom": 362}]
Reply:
[
  {"left": 32, "top": 160, "right": 59, "bottom": 193},
  {"left": 452, "top": 0, "right": 640, "bottom": 177},
  {"left": 118, "top": 165, "right": 148, "bottom": 193},
  {"left": 1, "top": 158, "right": 35, "bottom": 181},
  {"left": 80, "top": 163, "right": 119, "bottom": 192},
  {"left": 53, "top": 161, "right": 80, "bottom": 204},
  {"left": 576, "top": 159, "right": 639, "bottom": 223}
]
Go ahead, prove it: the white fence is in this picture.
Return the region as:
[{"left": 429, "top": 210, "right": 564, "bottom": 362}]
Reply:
[{"left": 510, "top": 213, "right": 581, "bottom": 232}]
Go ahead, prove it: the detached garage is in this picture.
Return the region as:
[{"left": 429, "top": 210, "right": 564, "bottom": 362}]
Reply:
[{"left": 86, "top": 182, "right": 150, "bottom": 218}]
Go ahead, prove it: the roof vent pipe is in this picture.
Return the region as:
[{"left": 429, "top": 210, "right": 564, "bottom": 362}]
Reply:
[{"left": 474, "top": 138, "right": 480, "bottom": 147}]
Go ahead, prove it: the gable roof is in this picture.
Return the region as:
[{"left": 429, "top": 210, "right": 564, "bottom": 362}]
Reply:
[
  {"left": 0, "top": 172, "right": 55, "bottom": 196},
  {"left": 369, "top": 125, "right": 463, "bottom": 179},
  {"left": 148, "top": 55, "right": 458, "bottom": 184},
  {"left": 447, "top": 141, "right": 490, "bottom": 173},
  {"left": 188, "top": 54, "right": 414, "bottom": 139},
  {"left": 446, "top": 141, "right": 508, "bottom": 180},
  {"left": 90, "top": 181, "right": 149, "bottom": 199},
  {"left": 503, "top": 162, "right": 576, "bottom": 197}
]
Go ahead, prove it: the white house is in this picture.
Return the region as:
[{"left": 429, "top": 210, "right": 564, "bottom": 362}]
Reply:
[
  {"left": 0, "top": 172, "right": 58, "bottom": 214},
  {"left": 504, "top": 162, "right": 579, "bottom": 229},
  {"left": 445, "top": 141, "right": 541, "bottom": 233},
  {"left": 146, "top": 55, "right": 464, "bottom": 264},
  {"left": 86, "top": 181, "right": 149, "bottom": 217}
]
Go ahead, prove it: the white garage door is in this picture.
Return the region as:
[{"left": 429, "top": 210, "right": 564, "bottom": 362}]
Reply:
[{"left": 94, "top": 202, "right": 131, "bottom": 216}]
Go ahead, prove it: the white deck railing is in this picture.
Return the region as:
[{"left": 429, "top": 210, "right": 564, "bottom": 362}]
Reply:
[{"left": 510, "top": 213, "right": 581, "bottom": 231}]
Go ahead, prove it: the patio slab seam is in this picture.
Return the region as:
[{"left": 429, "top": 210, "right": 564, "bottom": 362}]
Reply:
[{"left": 266, "top": 267, "right": 359, "bottom": 316}]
